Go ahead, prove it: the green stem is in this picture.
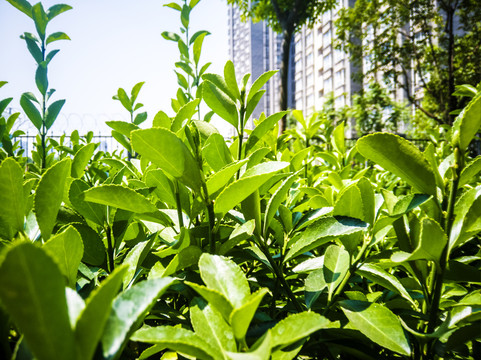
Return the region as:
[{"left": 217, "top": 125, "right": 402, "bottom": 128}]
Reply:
[
  {"left": 106, "top": 226, "right": 114, "bottom": 272},
  {"left": 173, "top": 181, "right": 184, "bottom": 229},
  {"left": 256, "top": 237, "right": 303, "bottom": 312}
]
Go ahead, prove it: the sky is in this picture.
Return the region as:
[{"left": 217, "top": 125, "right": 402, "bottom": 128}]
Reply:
[{"left": 0, "top": 0, "right": 229, "bottom": 134}]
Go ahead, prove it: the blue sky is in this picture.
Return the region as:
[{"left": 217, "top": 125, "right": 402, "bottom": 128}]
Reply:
[{"left": 0, "top": 0, "right": 229, "bottom": 134}]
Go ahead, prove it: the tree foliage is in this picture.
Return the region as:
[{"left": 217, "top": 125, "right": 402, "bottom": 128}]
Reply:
[{"left": 335, "top": 0, "right": 481, "bottom": 126}]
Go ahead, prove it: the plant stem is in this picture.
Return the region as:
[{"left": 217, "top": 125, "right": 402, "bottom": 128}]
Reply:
[
  {"left": 106, "top": 226, "right": 114, "bottom": 272},
  {"left": 173, "top": 181, "right": 184, "bottom": 229},
  {"left": 256, "top": 237, "right": 303, "bottom": 312}
]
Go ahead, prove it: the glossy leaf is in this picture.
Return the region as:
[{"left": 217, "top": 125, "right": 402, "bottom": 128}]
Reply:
[
  {"left": 203, "top": 133, "right": 232, "bottom": 172},
  {"left": 162, "top": 246, "right": 202, "bottom": 277},
  {"left": 245, "top": 111, "right": 288, "bottom": 154},
  {"left": 186, "top": 282, "right": 234, "bottom": 322},
  {"left": 46, "top": 3, "right": 72, "bottom": 20},
  {"left": 145, "top": 169, "right": 176, "bottom": 206},
  {"left": 357, "top": 133, "right": 436, "bottom": 196},
  {"left": 0, "top": 243, "right": 76, "bottom": 360},
  {"left": 190, "top": 297, "right": 236, "bottom": 356},
  {"left": 45, "top": 99, "right": 65, "bottom": 129},
  {"left": 223, "top": 60, "right": 240, "bottom": 100},
  {"left": 71, "top": 143, "right": 97, "bottom": 178},
  {"left": 83, "top": 184, "right": 157, "bottom": 214},
  {"left": 198, "top": 254, "right": 250, "bottom": 309},
  {"left": 132, "top": 326, "right": 216, "bottom": 360},
  {"left": 131, "top": 128, "right": 202, "bottom": 192},
  {"left": 247, "top": 70, "right": 277, "bottom": 103},
  {"left": 20, "top": 93, "right": 42, "bottom": 130},
  {"left": 206, "top": 159, "right": 248, "bottom": 196},
  {"left": 0, "top": 158, "right": 25, "bottom": 238},
  {"left": 69, "top": 179, "right": 106, "bottom": 226},
  {"left": 122, "top": 239, "right": 153, "bottom": 289},
  {"left": 71, "top": 223, "right": 106, "bottom": 266},
  {"left": 43, "top": 226, "right": 83, "bottom": 288},
  {"left": 285, "top": 216, "right": 368, "bottom": 262},
  {"left": 100, "top": 277, "right": 174, "bottom": 360},
  {"left": 202, "top": 79, "right": 239, "bottom": 130},
  {"left": 452, "top": 92, "right": 481, "bottom": 152},
  {"left": 214, "top": 161, "right": 289, "bottom": 218},
  {"left": 459, "top": 156, "right": 481, "bottom": 187},
  {"left": 46, "top": 31, "right": 70, "bottom": 45},
  {"left": 35, "top": 64, "right": 48, "bottom": 95},
  {"left": 34, "top": 158, "right": 71, "bottom": 239},
  {"left": 230, "top": 288, "right": 269, "bottom": 341},
  {"left": 323, "top": 245, "right": 350, "bottom": 300},
  {"left": 5, "top": 0, "right": 33, "bottom": 18},
  {"left": 339, "top": 300, "right": 411, "bottom": 356}
]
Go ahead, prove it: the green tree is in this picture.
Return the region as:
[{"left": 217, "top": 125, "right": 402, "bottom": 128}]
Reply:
[
  {"left": 227, "top": 0, "right": 336, "bottom": 132},
  {"left": 335, "top": 0, "right": 481, "bottom": 126}
]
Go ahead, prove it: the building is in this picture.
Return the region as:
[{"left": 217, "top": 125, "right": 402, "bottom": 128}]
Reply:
[{"left": 227, "top": 5, "right": 295, "bottom": 133}]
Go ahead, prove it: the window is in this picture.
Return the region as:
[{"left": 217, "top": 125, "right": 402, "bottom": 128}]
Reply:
[
  {"left": 306, "top": 72, "right": 314, "bottom": 87},
  {"left": 306, "top": 94, "right": 314, "bottom": 109},
  {"left": 306, "top": 52, "right": 314, "bottom": 66},
  {"left": 295, "top": 58, "right": 302, "bottom": 71},
  {"left": 295, "top": 77, "right": 303, "bottom": 91},
  {"left": 324, "top": 76, "right": 332, "bottom": 93},
  {"left": 306, "top": 31, "right": 313, "bottom": 46},
  {"left": 335, "top": 69, "right": 345, "bottom": 86},
  {"left": 323, "top": 52, "right": 332, "bottom": 68},
  {"left": 323, "top": 29, "right": 332, "bottom": 47},
  {"left": 334, "top": 48, "right": 344, "bottom": 64},
  {"left": 335, "top": 95, "right": 345, "bottom": 108},
  {"left": 295, "top": 97, "right": 303, "bottom": 110},
  {"left": 322, "top": 10, "right": 331, "bottom": 24}
]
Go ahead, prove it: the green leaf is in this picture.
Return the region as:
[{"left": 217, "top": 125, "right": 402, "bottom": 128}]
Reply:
[
  {"left": 134, "top": 111, "right": 148, "bottom": 125},
  {"left": 34, "top": 158, "right": 71, "bottom": 239},
  {"left": 339, "top": 300, "right": 411, "bottom": 356},
  {"left": 172, "top": 98, "right": 200, "bottom": 131},
  {"left": 227, "top": 332, "right": 271, "bottom": 360},
  {"left": 357, "top": 263, "right": 416, "bottom": 306},
  {"left": 130, "top": 81, "right": 145, "bottom": 104},
  {"left": 181, "top": 4, "right": 190, "bottom": 28},
  {"left": 224, "top": 60, "right": 240, "bottom": 100},
  {"left": 452, "top": 92, "right": 481, "bottom": 153},
  {"left": 206, "top": 159, "right": 248, "bottom": 196},
  {"left": 122, "top": 239, "right": 153, "bottom": 289},
  {"left": 186, "top": 282, "right": 234, "bottom": 322},
  {"left": 132, "top": 326, "right": 216, "bottom": 360},
  {"left": 285, "top": 216, "right": 368, "bottom": 262},
  {"left": 153, "top": 110, "right": 171, "bottom": 128},
  {"left": 20, "top": 92, "right": 42, "bottom": 130},
  {"left": 43, "top": 226, "right": 83, "bottom": 288},
  {"left": 83, "top": 184, "right": 157, "bottom": 214},
  {"left": 101, "top": 277, "right": 174, "bottom": 360},
  {"left": 131, "top": 128, "right": 202, "bottom": 192},
  {"left": 203, "top": 133, "right": 232, "bottom": 172},
  {"left": 391, "top": 218, "right": 447, "bottom": 269},
  {"left": 46, "top": 4, "right": 72, "bottom": 20},
  {"left": 71, "top": 143, "right": 97, "bottom": 178},
  {"left": 271, "top": 312, "right": 335, "bottom": 349},
  {"left": 75, "top": 266, "right": 127, "bottom": 360},
  {"left": 45, "top": 99, "right": 65, "bottom": 129},
  {"left": 0, "top": 158, "right": 25, "bottom": 238},
  {"left": 193, "top": 32, "right": 207, "bottom": 65},
  {"left": 219, "top": 220, "right": 255, "bottom": 255},
  {"left": 163, "top": 2, "right": 182, "bottom": 11},
  {"left": 116, "top": 87, "right": 132, "bottom": 112},
  {"left": 46, "top": 31, "right": 70, "bottom": 44},
  {"left": 5, "top": 0, "right": 33, "bottom": 18},
  {"left": 69, "top": 179, "right": 106, "bottom": 226},
  {"left": 323, "top": 245, "right": 350, "bottom": 301},
  {"left": 0, "top": 243, "right": 76, "bottom": 360},
  {"left": 202, "top": 80, "right": 239, "bottom": 130},
  {"left": 305, "top": 269, "right": 326, "bottom": 308},
  {"left": 35, "top": 63, "right": 48, "bottom": 95},
  {"left": 333, "top": 184, "right": 364, "bottom": 223},
  {"left": 145, "top": 169, "right": 176, "bottom": 206},
  {"left": 24, "top": 36, "right": 42, "bottom": 63},
  {"left": 191, "top": 297, "right": 236, "bottom": 356},
  {"left": 199, "top": 253, "right": 250, "bottom": 309},
  {"left": 106, "top": 120, "right": 139, "bottom": 137},
  {"left": 331, "top": 122, "right": 346, "bottom": 154},
  {"left": 230, "top": 288, "right": 269, "bottom": 341},
  {"left": 71, "top": 223, "right": 106, "bottom": 266},
  {"left": 459, "top": 156, "right": 481, "bottom": 187},
  {"left": 247, "top": 70, "right": 277, "bottom": 103},
  {"left": 214, "top": 162, "right": 289, "bottom": 218},
  {"left": 162, "top": 246, "right": 202, "bottom": 277},
  {"left": 244, "top": 90, "right": 265, "bottom": 121},
  {"left": 245, "top": 111, "right": 287, "bottom": 154},
  {"left": 357, "top": 133, "right": 436, "bottom": 196}
]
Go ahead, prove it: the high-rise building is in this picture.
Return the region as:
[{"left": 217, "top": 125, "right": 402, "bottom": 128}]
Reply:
[{"left": 227, "top": 5, "right": 295, "bottom": 132}]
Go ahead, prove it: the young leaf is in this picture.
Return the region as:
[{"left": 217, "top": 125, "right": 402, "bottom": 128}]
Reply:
[
  {"left": 214, "top": 162, "right": 289, "bottom": 218},
  {"left": 206, "top": 159, "right": 248, "bottom": 196},
  {"left": 43, "top": 225, "right": 83, "bottom": 288},
  {"left": 202, "top": 80, "right": 239, "bottom": 130},
  {"left": 116, "top": 87, "right": 132, "bottom": 112},
  {"left": 34, "top": 157, "right": 71, "bottom": 239},
  {"left": 69, "top": 179, "right": 106, "bottom": 226},
  {"left": 452, "top": 92, "right": 481, "bottom": 153},
  {"left": 285, "top": 216, "right": 368, "bottom": 262},
  {"left": 100, "top": 277, "right": 174, "bottom": 360},
  {"left": 0, "top": 158, "right": 25, "bottom": 238},
  {"left": 0, "top": 243, "right": 76, "bottom": 360},
  {"left": 198, "top": 253, "right": 250, "bottom": 309},
  {"left": 5, "top": 0, "right": 33, "bottom": 18},
  {"left": 193, "top": 32, "right": 207, "bottom": 65},
  {"left": 71, "top": 143, "right": 97, "bottom": 178},
  {"left": 46, "top": 3, "right": 72, "bottom": 20},
  {"left": 224, "top": 60, "right": 240, "bottom": 100},
  {"left": 357, "top": 133, "right": 436, "bottom": 196},
  {"left": 35, "top": 63, "right": 48, "bottom": 95},
  {"left": 203, "top": 133, "right": 232, "bottom": 172},
  {"left": 247, "top": 70, "right": 277, "bottom": 103},
  {"left": 20, "top": 92, "right": 42, "bottom": 130},
  {"left": 45, "top": 99, "right": 65, "bottom": 129},
  {"left": 230, "top": 288, "right": 269, "bottom": 341},
  {"left": 82, "top": 184, "right": 157, "bottom": 214},
  {"left": 130, "top": 81, "right": 145, "bottom": 104},
  {"left": 131, "top": 128, "right": 202, "bottom": 192},
  {"left": 339, "top": 300, "right": 411, "bottom": 356},
  {"left": 245, "top": 111, "right": 288, "bottom": 154},
  {"left": 46, "top": 31, "right": 70, "bottom": 45},
  {"left": 186, "top": 282, "right": 234, "bottom": 322}
]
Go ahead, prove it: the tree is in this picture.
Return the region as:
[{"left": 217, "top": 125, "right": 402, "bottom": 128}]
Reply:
[
  {"left": 335, "top": 0, "right": 481, "bottom": 126},
  {"left": 227, "top": 0, "right": 336, "bottom": 132}
]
